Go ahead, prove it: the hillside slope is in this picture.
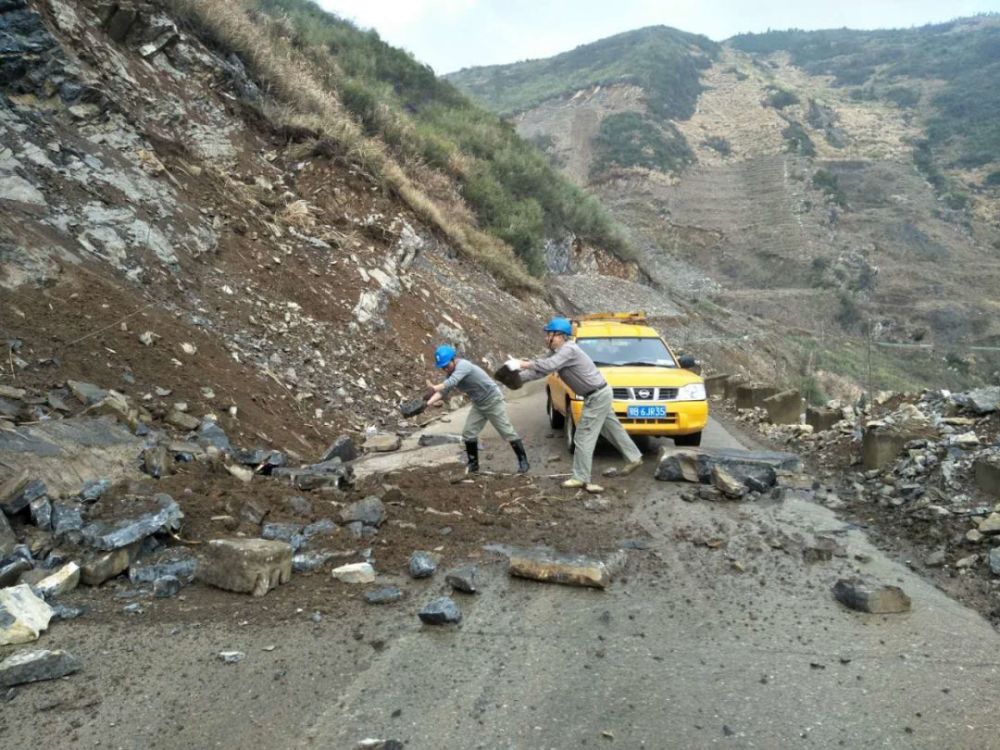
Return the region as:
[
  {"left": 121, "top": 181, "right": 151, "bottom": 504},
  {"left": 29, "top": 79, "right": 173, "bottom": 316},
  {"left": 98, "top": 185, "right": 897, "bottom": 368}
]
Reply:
[
  {"left": 0, "top": 0, "right": 554, "bottom": 456},
  {"left": 450, "top": 20, "right": 1000, "bottom": 395}
]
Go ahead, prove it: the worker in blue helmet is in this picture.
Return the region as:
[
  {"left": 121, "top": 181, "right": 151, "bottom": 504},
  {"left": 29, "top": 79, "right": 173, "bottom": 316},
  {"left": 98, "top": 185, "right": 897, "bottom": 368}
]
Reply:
[
  {"left": 513, "top": 317, "right": 642, "bottom": 493},
  {"left": 426, "top": 344, "right": 529, "bottom": 474}
]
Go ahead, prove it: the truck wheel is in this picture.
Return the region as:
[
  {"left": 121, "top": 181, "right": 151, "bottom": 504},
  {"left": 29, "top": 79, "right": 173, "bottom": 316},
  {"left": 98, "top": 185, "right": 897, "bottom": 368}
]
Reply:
[
  {"left": 674, "top": 432, "right": 702, "bottom": 447},
  {"left": 547, "top": 388, "right": 565, "bottom": 429}
]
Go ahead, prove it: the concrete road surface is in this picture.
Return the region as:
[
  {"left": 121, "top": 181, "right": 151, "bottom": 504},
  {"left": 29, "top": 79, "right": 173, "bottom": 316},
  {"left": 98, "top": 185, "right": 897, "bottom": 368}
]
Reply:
[{"left": 304, "top": 385, "right": 1000, "bottom": 749}]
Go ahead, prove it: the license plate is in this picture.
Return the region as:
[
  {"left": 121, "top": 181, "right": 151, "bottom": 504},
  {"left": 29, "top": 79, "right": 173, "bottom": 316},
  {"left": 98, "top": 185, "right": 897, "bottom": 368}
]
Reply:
[{"left": 627, "top": 405, "right": 667, "bottom": 419}]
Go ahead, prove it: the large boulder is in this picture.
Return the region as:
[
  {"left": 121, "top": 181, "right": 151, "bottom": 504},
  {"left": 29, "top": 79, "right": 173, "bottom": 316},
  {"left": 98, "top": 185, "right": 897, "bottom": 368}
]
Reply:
[
  {"left": 81, "top": 493, "right": 182, "bottom": 550},
  {"left": 198, "top": 539, "right": 292, "bottom": 597},
  {"left": 656, "top": 447, "right": 799, "bottom": 486}
]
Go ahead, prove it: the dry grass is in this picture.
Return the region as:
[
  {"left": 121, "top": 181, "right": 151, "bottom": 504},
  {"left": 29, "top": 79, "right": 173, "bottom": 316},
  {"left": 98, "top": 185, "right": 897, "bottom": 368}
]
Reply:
[{"left": 171, "top": 0, "right": 541, "bottom": 294}]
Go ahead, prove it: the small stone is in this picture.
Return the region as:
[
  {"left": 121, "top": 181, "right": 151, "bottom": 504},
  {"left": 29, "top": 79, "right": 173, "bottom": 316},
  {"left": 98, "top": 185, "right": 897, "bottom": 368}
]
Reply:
[
  {"left": 924, "top": 549, "right": 947, "bottom": 568},
  {"left": 417, "top": 433, "right": 463, "bottom": 447},
  {"left": 166, "top": 410, "right": 200, "bottom": 431},
  {"left": 303, "top": 518, "right": 337, "bottom": 539},
  {"left": 445, "top": 565, "right": 477, "bottom": 594},
  {"left": 180, "top": 343, "right": 197, "bottom": 356},
  {"left": 292, "top": 551, "right": 335, "bottom": 573},
  {"left": 332, "top": 562, "right": 376, "bottom": 584},
  {"left": 508, "top": 549, "right": 611, "bottom": 589},
  {"left": 711, "top": 465, "right": 747, "bottom": 499},
  {"left": 988, "top": 548, "right": 1000, "bottom": 576},
  {"left": 138, "top": 331, "right": 157, "bottom": 346},
  {"left": 363, "top": 433, "right": 401, "bottom": 452},
  {"left": 583, "top": 496, "right": 611, "bottom": 512},
  {"left": 321, "top": 435, "right": 358, "bottom": 463},
  {"left": 833, "top": 578, "right": 911, "bottom": 614},
  {"left": 50, "top": 604, "right": 85, "bottom": 621},
  {"left": 226, "top": 464, "right": 254, "bottom": 483},
  {"left": 418, "top": 596, "right": 462, "bottom": 625},
  {"left": 33, "top": 563, "right": 80, "bottom": 599},
  {"left": 286, "top": 496, "right": 313, "bottom": 517},
  {"left": 218, "top": 651, "right": 245, "bottom": 664},
  {"left": 67, "top": 380, "right": 107, "bottom": 406},
  {"left": 978, "top": 514, "right": 1000, "bottom": 534},
  {"left": 365, "top": 586, "right": 404, "bottom": 605},
  {"left": 0, "top": 649, "right": 81, "bottom": 688},
  {"left": 802, "top": 537, "right": 844, "bottom": 564},
  {"left": 153, "top": 575, "right": 182, "bottom": 598},
  {"left": 122, "top": 603, "right": 143, "bottom": 614},
  {"left": 955, "top": 554, "right": 979, "bottom": 569},
  {"left": 967, "top": 528, "right": 985, "bottom": 543},
  {"left": 340, "top": 496, "right": 385, "bottom": 527},
  {"left": 408, "top": 551, "right": 437, "bottom": 579}
]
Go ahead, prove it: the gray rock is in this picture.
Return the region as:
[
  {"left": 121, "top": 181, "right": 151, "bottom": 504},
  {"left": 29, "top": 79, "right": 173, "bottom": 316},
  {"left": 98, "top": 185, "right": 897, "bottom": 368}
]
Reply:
[
  {"left": 418, "top": 596, "right": 462, "bottom": 625},
  {"left": 28, "top": 495, "right": 52, "bottom": 530},
  {"left": 711, "top": 466, "right": 747, "bottom": 499},
  {"left": 365, "top": 586, "right": 404, "bottom": 605},
  {"left": 0, "top": 510, "right": 15, "bottom": 557},
  {"left": 417, "top": 433, "right": 463, "bottom": 448},
  {"left": 955, "top": 387, "right": 1000, "bottom": 415},
  {"left": 272, "top": 457, "right": 353, "bottom": 491},
  {"left": 165, "top": 410, "right": 200, "bottom": 431},
  {"left": 0, "top": 558, "right": 32, "bottom": 588},
  {"left": 51, "top": 502, "right": 84, "bottom": 538},
  {"left": 261, "top": 522, "right": 305, "bottom": 547},
  {"left": 803, "top": 537, "right": 845, "bottom": 564},
  {"left": 67, "top": 380, "right": 107, "bottom": 406},
  {"left": 833, "top": 578, "right": 911, "bottom": 614},
  {"left": 303, "top": 518, "right": 337, "bottom": 539},
  {"left": 0, "top": 649, "right": 81, "bottom": 687},
  {"left": 340, "top": 496, "right": 385, "bottom": 527},
  {"left": 79, "top": 478, "right": 111, "bottom": 502},
  {"left": 345, "top": 521, "right": 364, "bottom": 538},
  {"left": 363, "top": 433, "right": 401, "bottom": 453},
  {"left": 292, "top": 551, "right": 335, "bottom": 573},
  {"left": 81, "top": 493, "right": 183, "bottom": 550},
  {"left": 80, "top": 542, "right": 142, "bottom": 586},
  {"left": 153, "top": 575, "right": 182, "bottom": 598},
  {"left": 408, "top": 551, "right": 437, "bottom": 579},
  {"left": 198, "top": 539, "right": 292, "bottom": 597},
  {"left": 1, "top": 476, "right": 47, "bottom": 515},
  {"left": 321, "top": 435, "right": 358, "bottom": 464},
  {"left": 445, "top": 565, "right": 477, "bottom": 594},
  {"left": 122, "top": 603, "right": 143, "bottom": 614},
  {"left": 50, "top": 603, "right": 85, "bottom": 621},
  {"left": 218, "top": 650, "right": 245, "bottom": 664},
  {"left": 399, "top": 399, "right": 426, "bottom": 418},
  {"left": 197, "top": 421, "right": 231, "bottom": 453},
  {"left": 129, "top": 548, "right": 198, "bottom": 583},
  {"left": 989, "top": 548, "right": 1000, "bottom": 576},
  {"left": 924, "top": 549, "right": 947, "bottom": 568},
  {"left": 286, "top": 496, "right": 313, "bottom": 517},
  {"left": 142, "top": 445, "right": 172, "bottom": 479}
]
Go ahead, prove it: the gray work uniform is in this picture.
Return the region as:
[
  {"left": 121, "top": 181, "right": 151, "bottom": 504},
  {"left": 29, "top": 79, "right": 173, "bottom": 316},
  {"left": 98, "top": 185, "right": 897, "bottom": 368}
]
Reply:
[
  {"left": 522, "top": 341, "right": 640, "bottom": 482},
  {"left": 442, "top": 359, "right": 519, "bottom": 443}
]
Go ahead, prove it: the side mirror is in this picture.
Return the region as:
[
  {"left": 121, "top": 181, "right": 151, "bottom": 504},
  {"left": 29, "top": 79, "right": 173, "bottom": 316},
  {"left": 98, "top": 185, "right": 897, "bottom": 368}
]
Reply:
[{"left": 678, "top": 354, "right": 697, "bottom": 370}]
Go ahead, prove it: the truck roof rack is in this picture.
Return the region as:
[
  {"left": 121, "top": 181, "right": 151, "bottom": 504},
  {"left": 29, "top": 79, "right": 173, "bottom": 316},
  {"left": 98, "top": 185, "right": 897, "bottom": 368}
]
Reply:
[{"left": 574, "top": 312, "right": 647, "bottom": 325}]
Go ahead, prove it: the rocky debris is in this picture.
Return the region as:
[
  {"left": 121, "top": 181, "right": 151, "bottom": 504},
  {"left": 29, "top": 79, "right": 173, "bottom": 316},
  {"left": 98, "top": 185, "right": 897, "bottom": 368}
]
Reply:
[
  {"left": 508, "top": 548, "right": 611, "bottom": 589},
  {"left": 0, "top": 584, "right": 53, "bottom": 645},
  {"left": 445, "top": 565, "right": 477, "bottom": 594},
  {"left": 80, "top": 542, "right": 142, "bottom": 586},
  {"left": 261, "top": 522, "right": 306, "bottom": 552},
  {"left": 0, "top": 510, "right": 15, "bottom": 557},
  {"left": 417, "top": 433, "right": 463, "bottom": 448},
  {"left": 153, "top": 575, "right": 181, "bottom": 598},
  {"left": 321, "top": 435, "right": 358, "bottom": 464},
  {"left": 198, "top": 539, "right": 292, "bottom": 597},
  {"left": 975, "top": 454, "right": 1000, "bottom": 495},
  {"left": 833, "top": 578, "right": 911, "bottom": 614},
  {"left": 656, "top": 447, "right": 797, "bottom": 487},
  {"left": 340, "top": 496, "right": 385, "bottom": 528},
  {"left": 292, "top": 551, "right": 336, "bottom": 573},
  {"left": 711, "top": 466, "right": 746, "bottom": 499},
  {"left": 51, "top": 502, "right": 84, "bottom": 538},
  {"left": 802, "top": 537, "right": 845, "bottom": 564},
  {"left": 805, "top": 406, "right": 842, "bottom": 432},
  {"left": 977, "top": 514, "right": 1000, "bottom": 534},
  {"left": 365, "top": 586, "right": 404, "bottom": 605},
  {"left": 81, "top": 493, "right": 182, "bottom": 550},
  {"left": 0, "top": 649, "right": 81, "bottom": 688},
  {"left": 67, "top": 381, "right": 107, "bottom": 407},
  {"left": 33, "top": 562, "right": 80, "bottom": 599},
  {"left": 418, "top": 596, "right": 462, "bottom": 625},
  {"left": 408, "top": 551, "right": 437, "bottom": 578},
  {"left": 128, "top": 548, "right": 198, "bottom": 583},
  {"left": 272, "top": 457, "right": 352, "bottom": 491},
  {"left": 142, "top": 445, "right": 172, "bottom": 479},
  {"left": 363, "top": 433, "right": 401, "bottom": 453},
  {"left": 399, "top": 399, "right": 426, "bottom": 418},
  {"left": 165, "top": 409, "right": 200, "bottom": 431},
  {"left": 0, "top": 474, "right": 46, "bottom": 515},
  {"left": 953, "top": 387, "right": 1000, "bottom": 415},
  {"left": 50, "top": 603, "right": 84, "bottom": 621},
  {"left": 332, "top": 562, "right": 375, "bottom": 584},
  {"left": 286, "top": 496, "right": 313, "bottom": 518},
  {"left": 0, "top": 557, "right": 32, "bottom": 588},
  {"left": 988, "top": 548, "right": 1000, "bottom": 576},
  {"left": 218, "top": 651, "right": 245, "bottom": 664}
]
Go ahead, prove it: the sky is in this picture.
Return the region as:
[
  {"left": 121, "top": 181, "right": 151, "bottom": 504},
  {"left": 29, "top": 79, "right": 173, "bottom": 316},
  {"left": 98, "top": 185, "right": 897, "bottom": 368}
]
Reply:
[{"left": 316, "top": 0, "right": 1000, "bottom": 74}]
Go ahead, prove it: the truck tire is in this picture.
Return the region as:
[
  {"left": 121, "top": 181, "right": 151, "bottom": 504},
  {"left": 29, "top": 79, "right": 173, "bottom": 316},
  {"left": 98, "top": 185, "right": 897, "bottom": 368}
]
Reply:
[
  {"left": 674, "top": 432, "right": 702, "bottom": 447},
  {"left": 547, "top": 388, "right": 565, "bottom": 429}
]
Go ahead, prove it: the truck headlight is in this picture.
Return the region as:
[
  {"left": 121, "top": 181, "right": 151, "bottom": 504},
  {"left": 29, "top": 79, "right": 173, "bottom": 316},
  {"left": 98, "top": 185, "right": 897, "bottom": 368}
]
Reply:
[{"left": 676, "top": 383, "right": 706, "bottom": 401}]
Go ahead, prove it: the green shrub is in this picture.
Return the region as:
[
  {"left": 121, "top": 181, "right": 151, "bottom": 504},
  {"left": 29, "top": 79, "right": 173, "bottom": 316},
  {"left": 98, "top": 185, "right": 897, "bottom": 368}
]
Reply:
[
  {"left": 985, "top": 170, "right": 1000, "bottom": 187},
  {"left": 591, "top": 112, "right": 694, "bottom": 176},
  {"left": 782, "top": 121, "right": 816, "bottom": 156},
  {"left": 766, "top": 87, "right": 800, "bottom": 109},
  {"left": 702, "top": 136, "right": 732, "bottom": 156},
  {"left": 812, "top": 169, "right": 847, "bottom": 207}
]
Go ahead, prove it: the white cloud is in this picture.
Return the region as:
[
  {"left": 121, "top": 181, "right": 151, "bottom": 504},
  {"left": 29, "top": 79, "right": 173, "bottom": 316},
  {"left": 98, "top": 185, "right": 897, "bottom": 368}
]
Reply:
[{"left": 318, "top": 0, "right": 478, "bottom": 34}]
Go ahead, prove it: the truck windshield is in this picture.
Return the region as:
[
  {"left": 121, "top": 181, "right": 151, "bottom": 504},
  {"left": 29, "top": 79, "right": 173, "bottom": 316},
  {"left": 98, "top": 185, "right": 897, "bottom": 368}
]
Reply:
[{"left": 576, "top": 337, "right": 676, "bottom": 367}]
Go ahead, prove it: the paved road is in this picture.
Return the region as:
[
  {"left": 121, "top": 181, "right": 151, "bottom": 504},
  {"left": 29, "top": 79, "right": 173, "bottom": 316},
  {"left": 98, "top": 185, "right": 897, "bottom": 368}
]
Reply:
[{"left": 305, "top": 386, "right": 1000, "bottom": 749}]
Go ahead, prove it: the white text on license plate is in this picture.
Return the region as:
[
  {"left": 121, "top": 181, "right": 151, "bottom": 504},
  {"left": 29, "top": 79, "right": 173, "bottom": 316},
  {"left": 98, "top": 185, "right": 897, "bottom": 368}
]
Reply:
[{"left": 627, "top": 405, "right": 667, "bottom": 419}]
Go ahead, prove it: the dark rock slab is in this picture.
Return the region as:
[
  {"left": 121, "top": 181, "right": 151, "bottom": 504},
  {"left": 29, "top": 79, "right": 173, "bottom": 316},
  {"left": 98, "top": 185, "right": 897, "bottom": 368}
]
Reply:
[
  {"left": 365, "top": 586, "right": 404, "bottom": 605},
  {"left": 399, "top": 399, "right": 426, "bottom": 418},
  {"left": 833, "top": 578, "right": 911, "bottom": 614},
  {"left": 445, "top": 565, "right": 477, "bottom": 594},
  {"left": 82, "top": 494, "right": 182, "bottom": 551},
  {"left": 79, "top": 478, "right": 111, "bottom": 503},
  {"left": 408, "top": 551, "right": 437, "bottom": 579},
  {"left": 128, "top": 548, "right": 198, "bottom": 583},
  {"left": 418, "top": 596, "right": 462, "bottom": 625},
  {"left": 656, "top": 447, "right": 797, "bottom": 486},
  {"left": 417, "top": 433, "right": 463, "bottom": 448},
  {"left": 50, "top": 603, "right": 85, "bottom": 621},
  {"left": 153, "top": 575, "right": 181, "bottom": 598},
  {"left": 303, "top": 518, "right": 337, "bottom": 539},
  {"left": 0, "top": 557, "right": 32, "bottom": 587},
  {"left": 292, "top": 551, "right": 335, "bottom": 573},
  {"left": 197, "top": 421, "right": 231, "bottom": 453},
  {"left": 0, "top": 476, "right": 46, "bottom": 516},
  {"left": 262, "top": 522, "right": 306, "bottom": 552},
  {"left": 320, "top": 435, "right": 357, "bottom": 464},
  {"left": 0, "top": 649, "right": 80, "bottom": 687},
  {"left": 0, "top": 509, "right": 15, "bottom": 557},
  {"left": 51, "top": 502, "right": 83, "bottom": 538}
]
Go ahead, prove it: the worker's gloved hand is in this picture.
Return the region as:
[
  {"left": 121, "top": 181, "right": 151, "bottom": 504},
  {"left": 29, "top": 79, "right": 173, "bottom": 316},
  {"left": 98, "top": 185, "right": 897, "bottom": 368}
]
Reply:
[{"left": 504, "top": 358, "right": 522, "bottom": 372}]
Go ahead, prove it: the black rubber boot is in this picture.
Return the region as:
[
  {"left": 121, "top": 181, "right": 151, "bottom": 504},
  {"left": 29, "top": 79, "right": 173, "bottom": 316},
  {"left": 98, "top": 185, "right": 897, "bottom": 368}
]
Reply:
[
  {"left": 465, "top": 440, "right": 480, "bottom": 474},
  {"left": 511, "top": 439, "right": 530, "bottom": 474}
]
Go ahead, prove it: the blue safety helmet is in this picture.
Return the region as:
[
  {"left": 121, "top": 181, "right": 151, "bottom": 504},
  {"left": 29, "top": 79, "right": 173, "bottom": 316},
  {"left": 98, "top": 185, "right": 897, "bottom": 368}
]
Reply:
[
  {"left": 543, "top": 317, "right": 573, "bottom": 336},
  {"left": 434, "top": 344, "right": 457, "bottom": 369}
]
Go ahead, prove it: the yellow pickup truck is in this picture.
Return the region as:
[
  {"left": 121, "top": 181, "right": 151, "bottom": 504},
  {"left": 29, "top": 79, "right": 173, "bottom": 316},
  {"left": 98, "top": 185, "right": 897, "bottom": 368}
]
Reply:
[{"left": 545, "top": 312, "right": 708, "bottom": 450}]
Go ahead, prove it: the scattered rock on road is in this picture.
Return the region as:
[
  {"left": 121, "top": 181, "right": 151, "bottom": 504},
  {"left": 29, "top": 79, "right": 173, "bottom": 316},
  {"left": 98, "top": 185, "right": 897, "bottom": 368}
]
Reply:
[
  {"left": 332, "top": 562, "right": 376, "bottom": 584},
  {"left": 833, "top": 578, "right": 911, "bottom": 614},
  {"left": 365, "top": 586, "right": 404, "bottom": 605},
  {"left": 340, "top": 496, "right": 386, "bottom": 528},
  {"left": 198, "top": 539, "right": 292, "bottom": 597},
  {"left": 418, "top": 596, "right": 462, "bottom": 625},
  {"left": 0, "top": 584, "right": 54, "bottom": 645},
  {"left": 445, "top": 565, "right": 477, "bottom": 593},
  {"left": 408, "top": 551, "right": 437, "bottom": 579},
  {"left": 508, "top": 548, "right": 611, "bottom": 589},
  {"left": 0, "top": 649, "right": 81, "bottom": 687},
  {"left": 218, "top": 651, "right": 245, "bottom": 664},
  {"left": 363, "top": 433, "right": 401, "bottom": 453}
]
